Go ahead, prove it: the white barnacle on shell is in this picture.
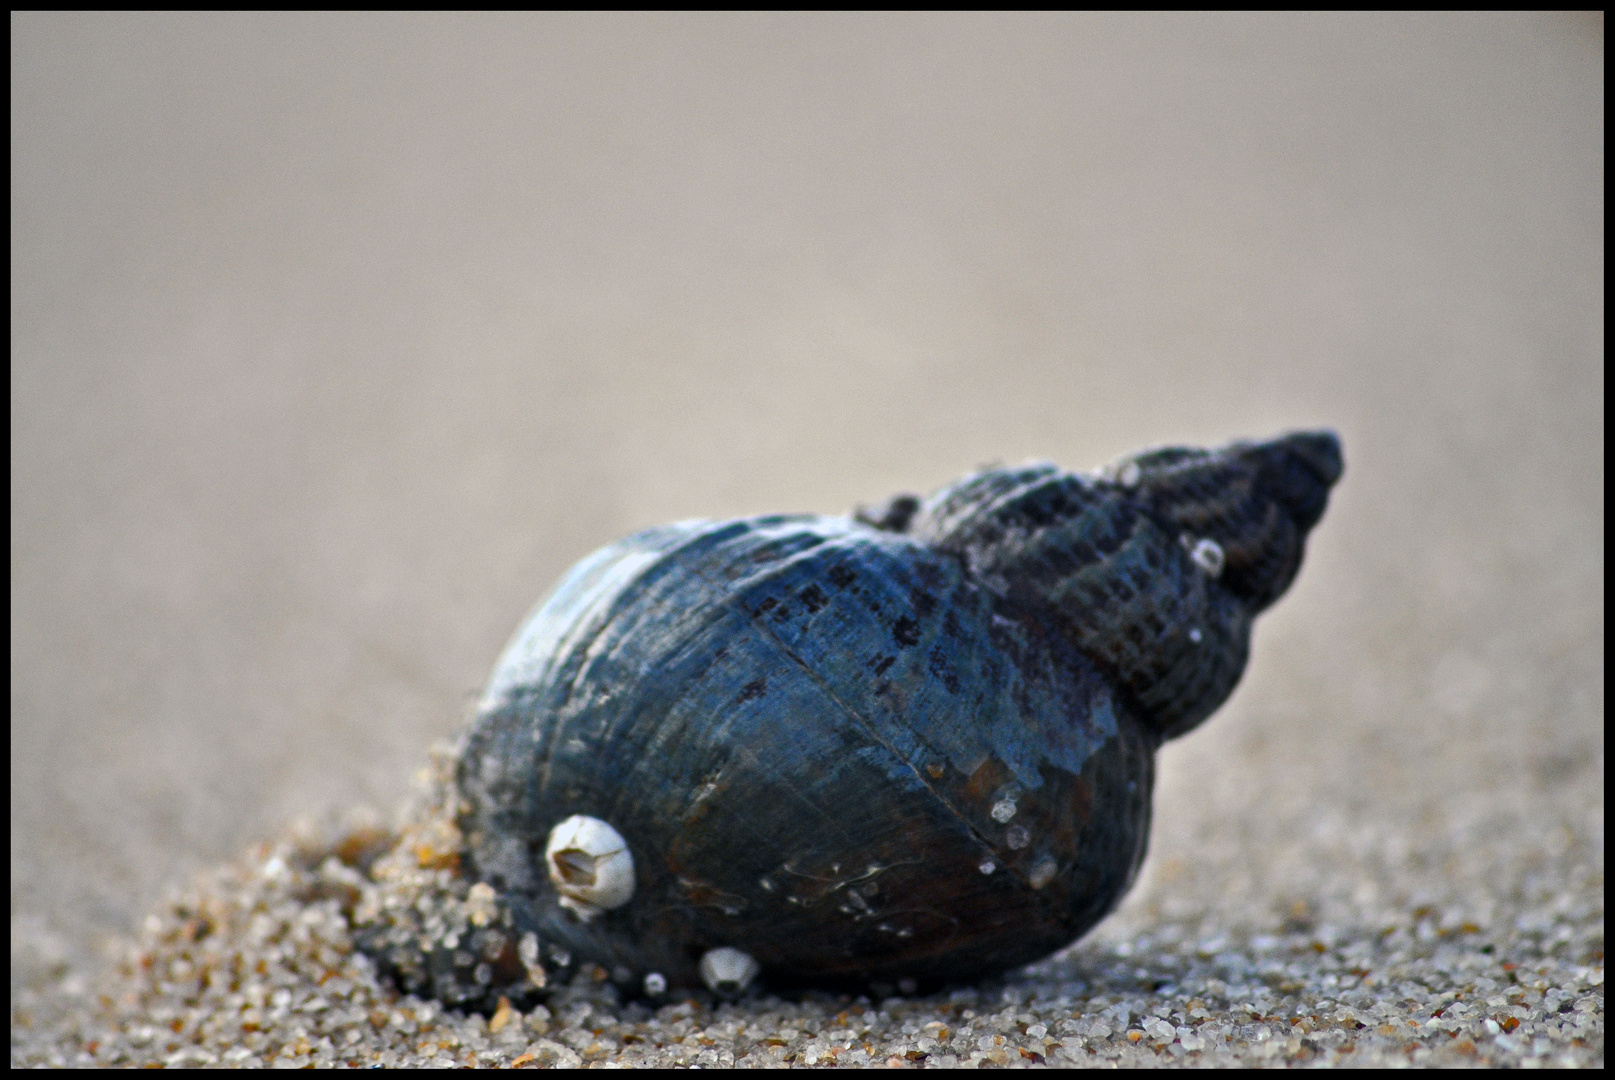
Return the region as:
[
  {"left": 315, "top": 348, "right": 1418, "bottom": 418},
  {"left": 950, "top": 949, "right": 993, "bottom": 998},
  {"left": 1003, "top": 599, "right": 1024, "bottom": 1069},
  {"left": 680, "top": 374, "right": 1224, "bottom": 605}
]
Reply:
[
  {"left": 699, "top": 946, "right": 761, "bottom": 996},
  {"left": 1189, "top": 537, "right": 1225, "bottom": 578},
  {"left": 545, "top": 815, "right": 635, "bottom": 920}
]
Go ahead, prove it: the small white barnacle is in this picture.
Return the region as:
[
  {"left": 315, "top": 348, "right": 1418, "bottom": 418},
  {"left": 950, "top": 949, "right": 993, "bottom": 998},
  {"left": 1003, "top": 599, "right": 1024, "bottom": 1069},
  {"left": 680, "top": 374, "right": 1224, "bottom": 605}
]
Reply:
[
  {"left": 1189, "top": 537, "right": 1225, "bottom": 578},
  {"left": 978, "top": 858, "right": 997, "bottom": 875},
  {"left": 643, "top": 971, "right": 668, "bottom": 996},
  {"left": 545, "top": 815, "right": 635, "bottom": 920},
  {"left": 699, "top": 946, "right": 761, "bottom": 996},
  {"left": 1188, "top": 626, "right": 1203, "bottom": 644},
  {"left": 1005, "top": 824, "right": 1031, "bottom": 850},
  {"left": 990, "top": 798, "right": 1018, "bottom": 823},
  {"left": 1028, "top": 856, "right": 1059, "bottom": 890},
  {"left": 1111, "top": 460, "right": 1143, "bottom": 488}
]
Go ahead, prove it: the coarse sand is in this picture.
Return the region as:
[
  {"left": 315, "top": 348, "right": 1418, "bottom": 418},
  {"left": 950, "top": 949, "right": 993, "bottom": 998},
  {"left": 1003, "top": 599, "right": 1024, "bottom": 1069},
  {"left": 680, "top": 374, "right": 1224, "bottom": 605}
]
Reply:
[{"left": 12, "top": 728, "right": 1602, "bottom": 1068}]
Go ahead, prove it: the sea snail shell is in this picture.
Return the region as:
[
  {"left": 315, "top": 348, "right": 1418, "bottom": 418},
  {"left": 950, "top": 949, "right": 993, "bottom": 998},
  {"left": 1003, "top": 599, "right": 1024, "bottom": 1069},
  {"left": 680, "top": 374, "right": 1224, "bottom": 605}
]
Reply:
[{"left": 421, "top": 431, "right": 1341, "bottom": 1002}]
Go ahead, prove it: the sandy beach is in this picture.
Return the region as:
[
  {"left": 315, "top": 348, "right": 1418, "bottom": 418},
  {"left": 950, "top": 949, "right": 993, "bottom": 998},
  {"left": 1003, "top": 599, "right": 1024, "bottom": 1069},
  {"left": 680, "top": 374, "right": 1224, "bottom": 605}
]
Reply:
[{"left": 12, "top": 13, "right": 1602, "bottom": 1067}]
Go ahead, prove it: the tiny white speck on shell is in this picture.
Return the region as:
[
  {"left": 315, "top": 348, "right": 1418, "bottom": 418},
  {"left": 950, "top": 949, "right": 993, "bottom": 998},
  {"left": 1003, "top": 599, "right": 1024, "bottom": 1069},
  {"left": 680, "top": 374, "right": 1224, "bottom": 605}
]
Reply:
[
  {"left": 1190, "top": 537, "right": 1225, "bottom": 577},
  {"left": 1029, "top": 856, "right": 1059, "bottom": 889}
]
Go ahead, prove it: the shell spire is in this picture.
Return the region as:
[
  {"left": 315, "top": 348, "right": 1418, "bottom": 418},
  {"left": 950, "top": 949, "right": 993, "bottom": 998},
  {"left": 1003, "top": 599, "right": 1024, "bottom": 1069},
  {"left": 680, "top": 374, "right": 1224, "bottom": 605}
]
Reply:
[{"left": 908, "top": 431, "right": 1342, "bottom": 740}]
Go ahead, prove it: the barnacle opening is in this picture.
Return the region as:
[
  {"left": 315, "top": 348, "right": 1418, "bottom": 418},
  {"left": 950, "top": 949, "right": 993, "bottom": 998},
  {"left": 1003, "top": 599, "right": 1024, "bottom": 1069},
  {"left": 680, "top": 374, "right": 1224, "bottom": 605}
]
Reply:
[{"left": 552, "top": 848, "right": 598, "bottom": 887}]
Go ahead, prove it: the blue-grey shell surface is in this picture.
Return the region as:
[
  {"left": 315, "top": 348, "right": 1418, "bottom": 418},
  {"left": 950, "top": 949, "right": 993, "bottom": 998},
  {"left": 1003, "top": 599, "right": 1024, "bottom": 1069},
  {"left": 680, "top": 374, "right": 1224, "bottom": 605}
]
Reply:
[{"left": 373, "top": 431, "right": 1342, "bottom": 1003}]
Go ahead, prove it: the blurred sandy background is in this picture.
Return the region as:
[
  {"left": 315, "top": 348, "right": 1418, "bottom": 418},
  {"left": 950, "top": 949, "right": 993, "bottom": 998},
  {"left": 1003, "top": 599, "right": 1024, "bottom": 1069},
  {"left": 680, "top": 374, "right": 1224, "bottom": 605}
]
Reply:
[{"left": 11, "top": 13, "right": 1602, "bottom": 987}]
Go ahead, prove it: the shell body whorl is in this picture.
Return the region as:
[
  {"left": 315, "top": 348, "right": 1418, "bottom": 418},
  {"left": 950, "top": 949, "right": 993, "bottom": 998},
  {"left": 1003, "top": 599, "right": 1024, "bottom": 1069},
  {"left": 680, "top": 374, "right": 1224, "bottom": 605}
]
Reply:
[{"left": 439, "top": 431, "right": 1341, "bottom": 1000}]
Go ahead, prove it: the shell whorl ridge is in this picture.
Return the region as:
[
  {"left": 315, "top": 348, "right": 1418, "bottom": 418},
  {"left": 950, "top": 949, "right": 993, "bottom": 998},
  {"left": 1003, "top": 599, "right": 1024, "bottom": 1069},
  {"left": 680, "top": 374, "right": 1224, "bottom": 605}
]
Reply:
[
  {"left": 907, "top": 430, "right": 1343, "bottom": 739},
  {"left": 357, "top": 430, "right": 1341, "bottom": 1007}
]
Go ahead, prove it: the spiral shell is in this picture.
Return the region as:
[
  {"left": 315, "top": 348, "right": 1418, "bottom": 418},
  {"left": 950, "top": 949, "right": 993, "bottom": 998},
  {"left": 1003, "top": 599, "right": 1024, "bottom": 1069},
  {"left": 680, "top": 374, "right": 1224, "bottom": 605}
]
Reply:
[{"left": 359, "top": 430, "right": 1342, "bottom": 1005}]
